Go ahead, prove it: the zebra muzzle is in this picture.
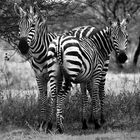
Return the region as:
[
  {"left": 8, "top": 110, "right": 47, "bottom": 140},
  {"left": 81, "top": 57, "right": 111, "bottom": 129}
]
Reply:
[
  {"left": 18, "top": 37, "right": 30, "bottom": 55},
  {"left": 117, "top": 51, "right": 127, "bottom": 64}
]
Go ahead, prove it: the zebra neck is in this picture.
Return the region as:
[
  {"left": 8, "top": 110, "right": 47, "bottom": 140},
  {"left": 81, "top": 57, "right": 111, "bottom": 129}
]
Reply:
[
  {"left": 29, "top": 26, "right": 49, "bottom": 59},
  {"left": 95, "top": 28, "right": 113, "bottom": 61},
  {"left": 31, "top": 24, "right": 48, "bottom": 46}
]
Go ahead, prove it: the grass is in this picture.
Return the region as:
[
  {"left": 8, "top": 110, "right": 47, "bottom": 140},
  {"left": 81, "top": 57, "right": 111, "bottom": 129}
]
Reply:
[
  {"left": 1, "top": 128, "right": 140, "bottom": 140},
  {"left": 0, "top": 50, "right": 140, "bottom": 139},
  {"left": 0, "top": 72, "right": 140, "bottom": 132}
]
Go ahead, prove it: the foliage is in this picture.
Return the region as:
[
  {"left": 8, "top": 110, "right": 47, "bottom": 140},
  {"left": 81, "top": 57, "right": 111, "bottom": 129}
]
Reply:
[{"left": 0, "top": 0, "right": 140, "bottom": 49}]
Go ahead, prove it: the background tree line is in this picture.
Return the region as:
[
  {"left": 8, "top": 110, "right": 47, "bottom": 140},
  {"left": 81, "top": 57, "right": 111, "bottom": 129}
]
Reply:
[{"left": 0, "top": 0, "right": 140, "bottom": 69}]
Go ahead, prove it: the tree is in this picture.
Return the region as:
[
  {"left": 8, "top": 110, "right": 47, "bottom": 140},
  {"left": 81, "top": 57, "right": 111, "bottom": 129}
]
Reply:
[{"left": 0, "top": 0, "right": 140, "bottom": 50}]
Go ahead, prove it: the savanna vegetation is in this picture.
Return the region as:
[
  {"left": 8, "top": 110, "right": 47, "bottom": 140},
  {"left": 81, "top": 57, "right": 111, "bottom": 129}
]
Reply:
[{"left": 0, "top": 0, "right": 140, "bottom": 139}]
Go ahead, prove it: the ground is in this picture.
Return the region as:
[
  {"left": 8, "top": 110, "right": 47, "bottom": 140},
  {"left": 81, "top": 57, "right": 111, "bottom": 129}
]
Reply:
[
  {"left": 0, "top": 127, "right": 140, "bottom": 140},
  {"left": 1, "top": 61, "right": 140, "bottom": 140}
]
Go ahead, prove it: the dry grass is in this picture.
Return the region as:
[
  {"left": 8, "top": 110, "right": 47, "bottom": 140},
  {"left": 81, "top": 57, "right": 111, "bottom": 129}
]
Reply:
[
  {"left": 1, "top": 128, "right": 140, "bottom": 140},
  {"left": 106, "top": 72, "right": 140, "bottom": 95},
  {"left": 0, "top": 48, "right": 140, "bottom": 139},
  {"left": 0, "top": 72, "right": 140, "bottom": 139}
]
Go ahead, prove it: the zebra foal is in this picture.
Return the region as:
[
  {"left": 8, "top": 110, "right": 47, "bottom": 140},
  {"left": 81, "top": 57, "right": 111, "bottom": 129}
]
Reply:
[{"left": 47, "top": 19, "right": 128, "bottom": 133}]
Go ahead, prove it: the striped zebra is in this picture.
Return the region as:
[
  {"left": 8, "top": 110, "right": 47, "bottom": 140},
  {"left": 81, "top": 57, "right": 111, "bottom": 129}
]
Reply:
[
  {"left": 70, "top": 26, "right": 110, "bottom": 128},
  {"left": 47, "top": 19, "right": 128, "bottom": 133},
  {"left": 46, "top": 25, "right": 110, "bottom": 132},
  {"left": 14, "top": 3, "right": 127, "bottom": 132},
  {"left": 14, "top": 3, "right": 98, "bottom": 131},
  {"left": 14, "top": 4, "right": 96, "bottom": 131},
  {"left": 14, "top": 4, "right": 57, "bottom": 129}
]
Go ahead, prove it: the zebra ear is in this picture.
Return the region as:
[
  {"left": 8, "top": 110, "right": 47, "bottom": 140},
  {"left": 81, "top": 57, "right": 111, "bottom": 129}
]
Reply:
[
  {"left": 108, "top": 18, "right": 117, "bottom": 27},
  {"left": 124, "top": 14, "right": 131, "bottom": 24},
  {"left": 29, "top": 4, "right": 39, "bottom": 15},
  {"left": 34, "top": 2, "right": 40, "bottom": 14},
  {"left": 126, "top": 14, "right": 131, "bottom": 22},
  {"left": 29, "top": 5, "right": 39, "bottom": 19},
  {"left": 108, "top": 18, "right": 112, "bottom": 26},
  {"left": 41, "top": 14, "right": 46, "bottom": 23},
  {"left": 120, "top": 14, "right": 130, "bottom": 30},
  {"left": 117, "top": 18, "right": 120, "bottom": 26},
  {"left": 120, "top": 14, "right": 130, "bottom": 27},
  {"left": 28, "top": 5, "right": 38, "bottom": 21},
  {"left": 121, "top": 19, "right": 127, "bottom": 27},
  {"left": 33, "top": 6, "right": 38, "bottom": 15},
  {"left": 29, "top": 5, "right": 34, "bottom": 14},
  {"left": 14, "top": 3, "right": 26, "bottom": 17}
]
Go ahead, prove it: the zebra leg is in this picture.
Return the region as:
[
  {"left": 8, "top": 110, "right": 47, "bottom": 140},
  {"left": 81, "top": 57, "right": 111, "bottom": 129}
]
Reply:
[
  {"left": 36, "top": 76, "right": 48, "bottom": 131},
  {"left": 47, "top": 68, "right": 63, "bottom": 133},
  {"left": 87, "top": 81, "right": 94, "bottom": 124},
  {"left": 47, "top": 92, "right": 56, "bottom": 132},
  {"left": 56, "top": 95, "right": 64, "bottom": 134},
  {"left": 47, "top": 83, "right": 57, "bottom": 132},
  {"left": 92, "top": 86, "right": 101, "bottom": 130},
  {"left": 99, "top": 61, "right": 109, "bottom": 126},
  {"left": 99, "top": 78, "right": 106, "bottom": 126},
  {"left": 88, "top": 80, "right": 101, "bottom": 130},
  {"left": 56, "top": 79, "right": 71, "bottom": 133},
  {"left": 80, "top": 83, "right": 88, "bottom": 130}
]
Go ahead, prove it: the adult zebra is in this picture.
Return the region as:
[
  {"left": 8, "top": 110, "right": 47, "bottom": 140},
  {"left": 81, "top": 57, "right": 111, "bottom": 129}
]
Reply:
[
  {"left": 47, "top": 19, "right": 128, "bottom": 133},
  {"left": 14, "top": 4, "right": 95, "bottom": 131},
  {"left": 70, "top": 26, "right": 110, "bottom": 129},
  {"left": 14, "top": 3, "right": 127, "bottom": 132},
  {"left": 14, "top": 4, "right": 99, "bottom": 131},
  {"left": 14, "top": 4, "right": 57, "bottom": 129}
]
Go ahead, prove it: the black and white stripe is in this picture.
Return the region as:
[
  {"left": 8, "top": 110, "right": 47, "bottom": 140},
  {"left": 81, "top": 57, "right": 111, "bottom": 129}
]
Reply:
[
  {"left": 15, "top": 4, "right": 97, "bottom": 131},
  {"left": 15, "top": 4, "right": 57, "bottom": 129},
  {"left": 47, "top": 19, "right": 128, "bottom": 133}
]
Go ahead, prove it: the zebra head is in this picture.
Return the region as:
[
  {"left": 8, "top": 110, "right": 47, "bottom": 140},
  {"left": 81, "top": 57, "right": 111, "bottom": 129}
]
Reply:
[
  {"left": 110, "top": 18, "right": 128, "bottom": 64},
  {"left": 14, "top": 3, "right": 46, "bottom": 55}
]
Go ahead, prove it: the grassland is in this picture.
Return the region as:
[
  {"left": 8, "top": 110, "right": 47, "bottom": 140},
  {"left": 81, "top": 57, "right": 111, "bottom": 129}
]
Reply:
[{"left": 0, "top": 49, "right": 140, "bottom": 139}]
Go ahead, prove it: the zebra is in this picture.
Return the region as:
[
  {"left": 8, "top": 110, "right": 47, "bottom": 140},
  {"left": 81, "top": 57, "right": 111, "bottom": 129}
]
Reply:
[
  {"left": 14, "top": 4, "right": 96, "bottom": 131},
  {"left": 67, "top": 26, "right": 128, "bottom": 128},
  {"left": 46, "top": 25, "right": 110, "bottom": 132},
  {"left": 70, "top": 26, "right": 110, "bottom": 128},
  {"left": 14, "top": 5, "right": 106, "bottom": 131},
  {"left": 14, "top": 3, "right": 100, "bottom": 131},
  {"left": 47, "top": 18, "right": 128, "bottom": 133},
  {"left": 14, "top": 3, "right": 127, "bottom": 132},
  {"left": 14, "top": 4, "right": 57, "bottom": 129}
]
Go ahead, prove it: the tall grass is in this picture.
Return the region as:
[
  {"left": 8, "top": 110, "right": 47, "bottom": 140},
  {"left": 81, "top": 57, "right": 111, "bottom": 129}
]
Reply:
[
  {"left": 0, "top": 80, "right": 140, "bottom": 133},
  {"left": 0, "top": 49, "right": 140, "bottom": 134}
]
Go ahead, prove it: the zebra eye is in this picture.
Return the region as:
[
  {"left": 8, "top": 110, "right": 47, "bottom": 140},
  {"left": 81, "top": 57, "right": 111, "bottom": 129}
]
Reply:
[
  {"left": 126, "top": 34, "right": 128, "bottom": 39},
  {"left": 112, "top": 36, "right": 116, "bottom": 39},
  {"left": 31, "top": 23, "right": 36, "bottom": 28}
]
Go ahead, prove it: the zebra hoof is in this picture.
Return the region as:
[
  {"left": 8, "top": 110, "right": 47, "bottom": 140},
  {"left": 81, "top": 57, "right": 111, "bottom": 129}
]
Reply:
[
  {"left": 82, "top": 119, "right": 88, "bottom": 130},
  {"left": 100, "top": 118, "right": 106, "bottom": 126},
  {"left": 57, "top": 124, "right": 64, "bottom": 134},
  {"left": 94, "top": 119, "right": 101, "bottom": 130},
  {"left": 42, "top": 121, "right": 47, "bottom": 130},
  {"left": 95, "top": 123, "right": 101, "bottom": 130},
  {"left": 100, "top": 114, "right": 106, "bottom": 126},
  {"left": 47, "top": 122, "right": 53, "bottom": 132},
  {"left": 37, "top": 120, "right": 47, "bottom": 132},
  {"left": 88, "top": 116, "right": 94, "bottom": 124}
]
